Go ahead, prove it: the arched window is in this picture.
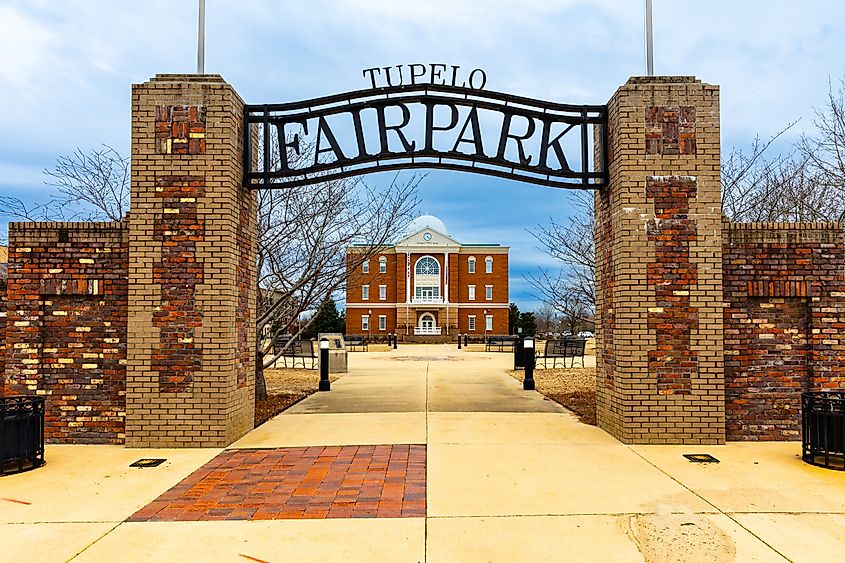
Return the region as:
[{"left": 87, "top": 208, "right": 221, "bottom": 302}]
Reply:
[
  {"left": 468, "top": 256, "right": 476, "bottom": 273},
  {"left": 485, "top": 256, "right": 493, "bottom": 273},
  {"left": 378, "top": 256, "right": 387, "bottom": 273},
  {"left": 415, "top": 256, "right": 440, "bottom": 276}
]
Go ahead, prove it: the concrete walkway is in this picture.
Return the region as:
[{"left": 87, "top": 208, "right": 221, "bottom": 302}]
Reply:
[{"left": 2, "top": 344, "right": 844, "bottom": 562}]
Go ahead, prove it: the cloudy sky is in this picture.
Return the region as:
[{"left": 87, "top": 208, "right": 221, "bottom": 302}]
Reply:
[{"left": 1, "top": 1, "right": 844, "bottom": 310}]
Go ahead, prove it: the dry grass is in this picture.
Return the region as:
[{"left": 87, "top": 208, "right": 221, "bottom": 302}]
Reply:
[
  {"left": 508, "top": 366, "right": 597, "bottom": 425},
  {"left": 254, "top": 368, "right": 341, "bottom": 428}
]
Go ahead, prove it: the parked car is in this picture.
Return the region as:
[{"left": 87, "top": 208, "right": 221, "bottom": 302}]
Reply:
[
  {"left": 577, "top": 331, "right": 594, "bottom": 338},
  {"left": 562, "top": 331, "right": 572, "bottom": 336}
]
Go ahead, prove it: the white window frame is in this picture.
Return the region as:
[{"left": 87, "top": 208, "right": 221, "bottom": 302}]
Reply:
[
  {"left": 415, "top": 256, "right": 440, "bottom": 276},
  {"left": 379, "top": 285, "right": 387, "bottom": 300},
  {"left": 378, "top": 315, "right": 387, "bottom": 331},
  {"left": 362, "top": 315, "right": 370, "bottom": 331},
  {"left": 468, "top": 285, "right": 476, "bottom": 300},
  {"left": 468, "top": 256, "right": 476, "bottom": 273},
  {"left": 485, "top": 315, "right": 493, "bottom": 331},
  {"left": 468, "top": 315, "right": 476, "bottom": 331},
  {"left": 485, "top": 285, "right": 493, "bottom": 300},
  {"left": 362, "top": 260, "right": 369, "bottom": 274},
  {"left": 379, "top": 256, "right": 387, "bottom": 273},
  {"left": 362, "top": 285, "right": 369, "bottom": 300},
  {"left": 485, "top": 256, "right": 493, "bottom": 273}
]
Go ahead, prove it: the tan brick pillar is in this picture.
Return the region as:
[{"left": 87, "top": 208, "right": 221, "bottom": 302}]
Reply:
[
  {"left": 125, "top": 75, "right": 257, "bottom": 447},
  {"left": 595, "top": 77, "right": 724, "bottom": 444}
]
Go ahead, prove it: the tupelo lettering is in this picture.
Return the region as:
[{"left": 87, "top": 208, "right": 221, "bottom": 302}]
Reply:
[{"left": 362, "top": 64, "right": 488, "bottom": 90}]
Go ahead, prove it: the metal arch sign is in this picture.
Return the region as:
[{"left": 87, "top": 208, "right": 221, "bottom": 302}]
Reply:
[{"left": 243, "top": 65, "right": 608, "bottom": 190}]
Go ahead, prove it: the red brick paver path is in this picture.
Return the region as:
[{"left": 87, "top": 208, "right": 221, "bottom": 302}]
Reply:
[{"left": 128, "top": 445, "right": 426, "bottom": 521}]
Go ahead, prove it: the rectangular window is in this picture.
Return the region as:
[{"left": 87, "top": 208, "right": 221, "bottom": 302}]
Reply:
[
  {"left": 485, "top": 315, "right": 493, "bottom": 331},
  {"left": 485, "top": 258, "right": 493, "bottom": 273},
  {"left": 468, "top": 315, "right": 476, "bottom": 331},
  {"left": 363, "top": 260, "right": 369, "bottom": 273},
  {"left": 379, "top": 258, "right": 387, "bottom": 273},
  {"left": 379, "top": 285, "right": 387, "bottom": 300},
  {"left": 485, "top": 285, "right": 493, "bottom": 300},
  {"left": 379, "top": 315, "right": 387, "bottom": 331},
  {"left": 362, "top": 315, "right": 369, "bottom": 331},
  {"left": 468, "top": 285, "right": 476, "bottom": 300},
  {"left": 362, "top": 285, "right": 369, "bottom": 300},
  {"left": 468, "top": 258, "right": 476, "bottom": 273},
  {"left": 414, "top": 286, "right": 440, "bottom": 299}
]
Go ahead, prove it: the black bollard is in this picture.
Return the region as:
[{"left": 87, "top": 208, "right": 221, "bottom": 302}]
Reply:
[
  {"left": 464, "top": 333, "right": 468, "bottom": 348},
  {"left": 522, "top": 336, "right": 536, "bottom": 390},
  {"left": 457, "top": 332, "right": 462, "bottom": 349},
  {"left": 319, "top": 338, "right": 331, "bottom": 391},
  {"left": 393, "top": 333, "right": 398, "bottom": 349},
  {"left": 388, "top": 333, "right": 393, "bottom": 347}
]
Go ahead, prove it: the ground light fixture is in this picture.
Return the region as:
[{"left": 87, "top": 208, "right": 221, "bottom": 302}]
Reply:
[
  {"left": 683, "top": 454, "right": 720, "bottom": 463},
  {"left": 130, "top": 459, "right": 167, "bottom": 468}
]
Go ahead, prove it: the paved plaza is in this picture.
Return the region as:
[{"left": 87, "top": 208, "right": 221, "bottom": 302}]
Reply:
[{"left": 2, "top": 345, "right": 844, "bottom": 562}]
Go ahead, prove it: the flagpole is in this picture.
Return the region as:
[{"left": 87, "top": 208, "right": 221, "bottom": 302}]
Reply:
[
  {"left": 645, "top": 0, "right": 654, "bottom": 76},
  {"left": 197, "top": 0, "right": 206, "bottom": 74}
]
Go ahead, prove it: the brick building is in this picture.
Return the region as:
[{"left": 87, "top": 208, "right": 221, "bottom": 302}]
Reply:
[{"left": 345, "top": 215, "right": 509, "bottom": 341}]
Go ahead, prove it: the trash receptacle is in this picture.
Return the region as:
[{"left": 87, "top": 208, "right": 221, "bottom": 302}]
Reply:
[
  {"left": 1, "top": 396, "right": 46, "bottom": 475},
  {"left": 802, "top": 391, "right": 845, "bottom": 471}
]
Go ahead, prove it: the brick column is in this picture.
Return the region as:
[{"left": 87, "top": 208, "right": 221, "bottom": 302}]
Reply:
[
  {"left": 594, "top": 77, "right": 724, "bottom": 444},
  {"left": 125, "top": 75, "right": 257, "bottom": 447}
]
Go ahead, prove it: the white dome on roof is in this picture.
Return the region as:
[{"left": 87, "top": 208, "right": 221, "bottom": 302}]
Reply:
[{"left": 404, "top": 214, "right": 448, "bottom": 236}]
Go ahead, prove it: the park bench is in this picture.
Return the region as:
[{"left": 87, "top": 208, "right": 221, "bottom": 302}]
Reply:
[
  {"left": 537, "top": 338, "right": 586, "bottom": 368},
  {"left": 272, "top": 333, "right": 293, "bottom": 356},
  {"left": 345, "top": 334, "right": 369, "bottom": 351},
  {"left": 278, "top": 339, "right": 317, "bottom": 369},
  {"left": 485, "top": 335, "right": 518, "bottom": 352}
]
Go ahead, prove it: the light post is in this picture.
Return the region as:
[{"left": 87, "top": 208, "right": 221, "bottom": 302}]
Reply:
[
  {"left": 318, "top": 338, "right": 331, "bottom": 391},
  {"left": 483, "top": 309, "right": 488, "bottom": 345},
  {"left": 367, "top": 309, "right": 372, "bottom": 343},
  {"left": 523, "top": 336, "right": 535, "bottom": 390}
]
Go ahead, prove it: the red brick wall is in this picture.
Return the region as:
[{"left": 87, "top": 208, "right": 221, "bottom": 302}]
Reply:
[
  {"left": 455, "top": 252, "right": 509, "bottom": 303},
  {"left": 4, "top": 222, "right": 128, "bottom": 444},
  {"left": 723, "top": 222, "right": 845, "bottom": 440},
  {"left": 646, "top": 177, "right": 698, "bottom": 395}
]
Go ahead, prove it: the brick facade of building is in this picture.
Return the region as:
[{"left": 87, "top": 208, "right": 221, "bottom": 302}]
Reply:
[
  {"left": 722, "top": 222, "right": 845, "bottom": 440},
  {"left": 3, "top": 222, "right": 128, "bottom": 444},
  {"left": 346, "top": 217, "right": 509, "bottom": 340},
  {"left": 595, "top": 77, "right": 725, "bottom": 445}
]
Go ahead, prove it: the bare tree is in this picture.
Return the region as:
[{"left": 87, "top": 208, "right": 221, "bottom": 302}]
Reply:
[
  {"left": 525, "top": 191, "right": 595, "bottom": 327},
  {"left": 0, "top": 145, "right": 130, "bottom": 244},
  {"left": 252, "top": 138, "right": 420, "bottom": 399},
  {"left": 798, "top": 77, "right": 845, "bottom": 221},
  {"left": 254, "top": 172, "right": 420, "bottom": 372},
  {"left": 719, "top": 123, "right": 841, "bottom": 223}
]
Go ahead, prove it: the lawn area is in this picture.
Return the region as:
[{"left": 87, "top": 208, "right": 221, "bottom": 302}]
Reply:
[
  {"left": 254, "top": 368, "right": 341, "bottom": 427},
  {"left": 508, "top": 366, "right": 597, "bottom": 425}
]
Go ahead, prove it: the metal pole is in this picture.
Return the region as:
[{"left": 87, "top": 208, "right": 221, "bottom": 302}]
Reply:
[
  {"left": 458, "top": 331, "right": 462, "bottom": 350},
  {"left": 393, "top": 333, "right": 397, "bottom": 350},
  {"left": 197, "top": 0, "right": 206, "bottom": 74},
  {"left": 645, "top": 0, "right": 654, "bottom": 76},
  {"left": 319, "top": 338, "right": 331, "bottom": 391}
]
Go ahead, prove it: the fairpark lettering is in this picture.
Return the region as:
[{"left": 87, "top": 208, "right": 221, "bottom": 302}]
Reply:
[{"left": 244, "top": 80, "right": 607, "bottom": 189}]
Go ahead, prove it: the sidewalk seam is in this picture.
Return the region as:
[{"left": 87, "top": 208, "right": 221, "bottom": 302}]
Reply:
[{"left": 67, "top": 521, "right": 124, "bottom": 561}]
